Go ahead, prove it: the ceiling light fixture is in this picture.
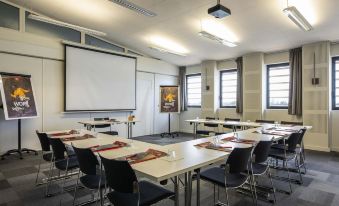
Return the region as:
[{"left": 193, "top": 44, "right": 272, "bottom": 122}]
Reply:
[
  {"left": 109, "top": 0, "right": 157, "bottom": 17},
  {"left": 149, "top": 46, "right": 187, "bottom": 57},
  {"left": 283, "top": 2, "right": 313, "bottom": 31},
  {"left": 198, "top": 31, "right": 237, "bottom": 47},
  {"left": 28, "top": 14, "right": 106, "bottom": 36}
]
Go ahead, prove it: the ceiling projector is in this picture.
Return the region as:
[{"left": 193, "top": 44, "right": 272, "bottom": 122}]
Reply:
[{"left": 208, "top": 1, "right": 231, "bottom": 18}]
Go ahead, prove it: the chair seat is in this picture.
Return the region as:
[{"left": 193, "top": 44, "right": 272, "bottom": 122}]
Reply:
[
  {"left": 55, "top": 156, "right": 79, "bottom": 171},
  {"left": 268, "top": 148, "right": 296, "bottom": 160},
  {"left": 100, "top": 131, "right": 119, "bottom": 136},
  {"left": 247, "top": 163, "right": 268, "bottom": 175},
  {"left": 42, "top": 152, "right": 53, "bottom": 161},
  {"left": 107, "top": 191, "right": 139, "bottom": 206},
  {"left": 200, "top": 167, "right": 248, "bottom": 188},
  {"left": 196, "top": 130, "right": 210, "bottom": 135},
  {"left": 107, "top": 181, "right": 174, "bottom": 206},
  {"left": 80, "top": 174, "right": 106, "bottom": 189}
]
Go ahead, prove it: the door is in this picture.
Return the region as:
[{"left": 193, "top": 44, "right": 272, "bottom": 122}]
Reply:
[
  {"left": 133, "top": 72, "right": 154, "bottom": 137},
  {"left": 154, "top": 74, "right": 179, "bottom": 134}
]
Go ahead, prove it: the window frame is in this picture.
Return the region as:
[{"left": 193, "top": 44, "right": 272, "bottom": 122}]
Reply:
[
  {"left": 266, "top": 62, "right": 290, "bottom": 109},
  {"left": 186, "top": 73, "right": 201, "bottom": 108},
  {"left": 332, "top": 56, "right": 339, "bottom": 110},
  {"left": 219, "top": 69, "right": 237, "bottom": 108}
]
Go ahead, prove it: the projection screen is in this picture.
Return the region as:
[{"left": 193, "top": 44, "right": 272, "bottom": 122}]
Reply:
[{"left": 65, "top": 45, "right": 136, "bottom": 111}]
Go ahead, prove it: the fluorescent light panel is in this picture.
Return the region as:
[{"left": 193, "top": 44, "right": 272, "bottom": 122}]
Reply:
[
  {"left": 109, "top": 0, "right": 157, "bottom": 17},
  {"left": 149, "top": 46, "right": 187, "bottom": 57},
  {"left": 28, "top": 14, "right": 106, "bottom": 36},
  {"left": 198, "top": 31, "right": 237, "bottom": 47},
  {"left": 283, "top": 6, "right": 313, "bottom": 31}
]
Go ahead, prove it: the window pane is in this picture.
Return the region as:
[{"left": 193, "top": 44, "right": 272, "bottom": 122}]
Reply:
[
  {"left": 267, "top": 64, "right": 289, "bottom": 108},
  {"left": 186, "top": 74, "right": 201, "bottom": 107},
  {"left": 334, "top": 58, "right": 339, "bottom": 109},
  {"left": 220, "top": 70, "right": 237, "bottom": 107},
  {"left": 0, "top": 1, "right": 19, "bottom": 30},
  {"left": 25, "top": 12, "right": 81, "bottom": 42},
  {"left": 85, "top": 35, "right": 125, "bottom": 53}
]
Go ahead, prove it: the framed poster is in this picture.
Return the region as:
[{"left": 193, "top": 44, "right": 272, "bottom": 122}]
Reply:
[
  {"left": 159, "top": 85, "right": 180, "bottom": 113},
  {"left": 0, "top": 74, "right": 38, "bottom": 120}
]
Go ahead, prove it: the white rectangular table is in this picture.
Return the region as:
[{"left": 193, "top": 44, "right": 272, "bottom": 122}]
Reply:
[
  {"left": 78, "top": 120, "right": 139, "bottom": 138},
  {"left": 46, "top": 127, "right": 286, "bottom": 206}
]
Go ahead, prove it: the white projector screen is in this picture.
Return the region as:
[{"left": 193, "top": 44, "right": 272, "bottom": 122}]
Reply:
[{"left": 65, "top": 45, "right": 136, "bottom": 111}]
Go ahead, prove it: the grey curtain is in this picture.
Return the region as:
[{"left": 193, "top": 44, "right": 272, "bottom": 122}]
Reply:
[
  {"left": 236, "top": 57, "right": 243, "bottom": 114},
  {"left": 179, "top": 66, "right": 187, "bottom": 112},
  {"left": 288, "top": 47, "right": 302, "bottom": 116}
]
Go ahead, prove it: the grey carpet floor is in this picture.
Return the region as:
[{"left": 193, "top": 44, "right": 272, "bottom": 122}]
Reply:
[{"left": 0, "top": 133, "right": 338, "bottom": 206}]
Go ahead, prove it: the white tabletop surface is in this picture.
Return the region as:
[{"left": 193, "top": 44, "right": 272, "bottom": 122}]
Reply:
[
  {"left": 46, "top": 125, "right": 295, "bottom": 182},
  {"left": 78, "top": 120, "right": 139, "bottom": 126}
]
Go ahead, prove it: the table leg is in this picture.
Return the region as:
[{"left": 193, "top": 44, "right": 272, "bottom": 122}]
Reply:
[
  {"left": 127, "top": 123, "right": 130, "bottom": 139},
  {"left": 188, "top": 171, "right": 192, "bottom": 206},
  {"left": 174, "top": 176, "right": 179, "bottom": 206},
  {"left": 185, "top": 173, "right": 188, "bottom": 205},
  {"left": 196, "top": 169, "right": 201, "bottom": 206},
  {"left": 194, "top": 123, "right": 197, "bottom": 139}
]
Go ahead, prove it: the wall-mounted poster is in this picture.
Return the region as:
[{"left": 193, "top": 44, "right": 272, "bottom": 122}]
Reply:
[
  {"left": 0, "top": 74, "right": 38, "bottom": 120},
  {"left": 160, "top": 85, "right": 180, "bottom": 113}
]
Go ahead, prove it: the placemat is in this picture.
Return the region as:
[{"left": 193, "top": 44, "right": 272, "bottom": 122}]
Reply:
[
  {"left": 91, "top": 141, "right": 128, "bottom": 152},
  {"left": 222, "top": 136, "right": 256, "bottom": 145},
  {"left": 195, "top": 142, "right": 232, "bottom": 152},
  {"left": 50, "top": 130, "right": 79, "bottom": 136},
  {"left": 117, "top": 149, "right": 168, "bottom": 165},
  {"left": 62, "top": 134, "right": 96, "bottom": 142}
]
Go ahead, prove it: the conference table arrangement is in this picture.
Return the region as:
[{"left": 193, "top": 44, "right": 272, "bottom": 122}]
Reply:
[{"left": 45, "top": 122, "right": 311, "bottom": 206}]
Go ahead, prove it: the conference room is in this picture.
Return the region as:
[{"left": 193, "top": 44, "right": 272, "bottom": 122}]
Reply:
[{"left": 0, "top": 0, "right": 338, "bottom": 205}]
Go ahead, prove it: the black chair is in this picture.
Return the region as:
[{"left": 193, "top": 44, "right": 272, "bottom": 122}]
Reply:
[
  {"left": 100, "top": 155, "right": 175, "bottom": 206},
  {"left": 280, "top": 121, "right": 303, "bottom": 126},
  {"left": 255, "top": 120, "right": 275, "bottom": 124},
  {"left": 248, "top": 140, "right": 276, "bottom": 203},
  {"left": 223, "top": 118, "right": 241, "bottom": 132},
  {"left": 46, "top": 138, "right": 79, "bottom": 196},
  {"left": 268, "top": 130, "right": 304, "bottom": 193},
  {"left": 196, "top": 117, "right": 219, "bottom": 136},
  {"left": 35, "top": 131, "right": 53, "bottom": 185},
  {"left": 200, "top": 146, "right": 255, "bottom": 206},
  {"left": 72, "top": 145, "right": 106, "bottom": 206},
  {"left": 92, "top": 117, "right": 118, "bottom": 136}
]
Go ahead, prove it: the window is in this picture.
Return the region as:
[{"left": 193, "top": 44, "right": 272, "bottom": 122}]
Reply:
[
  {"left": 0, "top": 1, "right": 19, "bottom": 30},
  {"left": 332, "top": 57, "right": 339, "bottom": 109},
  {"left": 220, "top": 69, "right": 237, "bottom": 108},
  {"left": 186, "top": 73, "right": 201, "bottom": 107},
  {"left": 85, "top": 35, "right": 125, "bottom": 53},
  {"left": 267, "top": 63, "right": 290, "bottom": 108},
  {"left": 25, "top": 12, "right": 81, "bottom": 43}
]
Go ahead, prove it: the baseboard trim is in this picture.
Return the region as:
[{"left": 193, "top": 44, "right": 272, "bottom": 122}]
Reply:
[
  {"left": 179, "top": 129, "right": 194, "bottom": 134},
  {"left": 304, "top": 145, "right": 331, "bottom": 152},
  {"left": 330, "top": 147, "right": 339, "bottom": 152}
]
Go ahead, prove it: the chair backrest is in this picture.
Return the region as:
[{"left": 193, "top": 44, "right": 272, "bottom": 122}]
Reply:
[
  {"left": 48, "top": 138, "right": 66, "bottom": 160},
  {"left": 224, "top": 118, "right": 241, "bottom": 129},
  {"left": 297, "top": 128, "right": 307, "bottom": 145},
  {"left": 253, "top": 140, "right": 272, "bottom": 163},
  {"left": 100, "top": 155, "right": 138, "bottom": 193},
  {"left": 72, "top": 145, "right": 98, "bottom": 175},
  {"left": 280, "top": 121, "right": 303, "bottom": 126},
  {"left": 255, "top": 119, "right": 275, "bottom": 124},
  {"left": 93, "top": 117, "right": 110, "bottom": 129},
  {"left": 36, "top": 130, "right": 50, "bottom": 152},
  {"left": 204, "top": 117, "right": 218, "bottom": 128},
  {"left": 286, "top": 130, "right": 303, "bottom": 152},
  {"left": 226, "top": 146, "right": 253, "bottom": 173}
]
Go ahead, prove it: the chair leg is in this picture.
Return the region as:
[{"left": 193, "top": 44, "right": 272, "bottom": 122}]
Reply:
[
  {"left": 35, "top": 153, "right": 43, "bottom": 184},
  {"left": 224, "top": 187, "right": 230, "bottom": 206},
  {"left": 72, "top": 172, "right": 81, "bottom": 206},
  {"left": 296, "top": 157, "right": 303, "bottom": 184},
  {"left": 267, "top": 167, "right": 276, "bottom": 203},
  {"left": 284, "top": 160, "right": 293, "bottom": 194},
  {"left": 45, "top": 160, "right": 55, "bottom": 197},
  {"left": 213, "top": 184, "right": 216, "bottom": 205},
  {"left": 248, "top": 177, "right": 257, "bottom": 206},
  {"left": 251, "top": 175, "right": 258, "bottom": 206}
]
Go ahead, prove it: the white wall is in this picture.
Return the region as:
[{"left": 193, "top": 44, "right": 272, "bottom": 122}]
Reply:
[{"left": 0, "top": 28, "right": 178, "bottom": 153}]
